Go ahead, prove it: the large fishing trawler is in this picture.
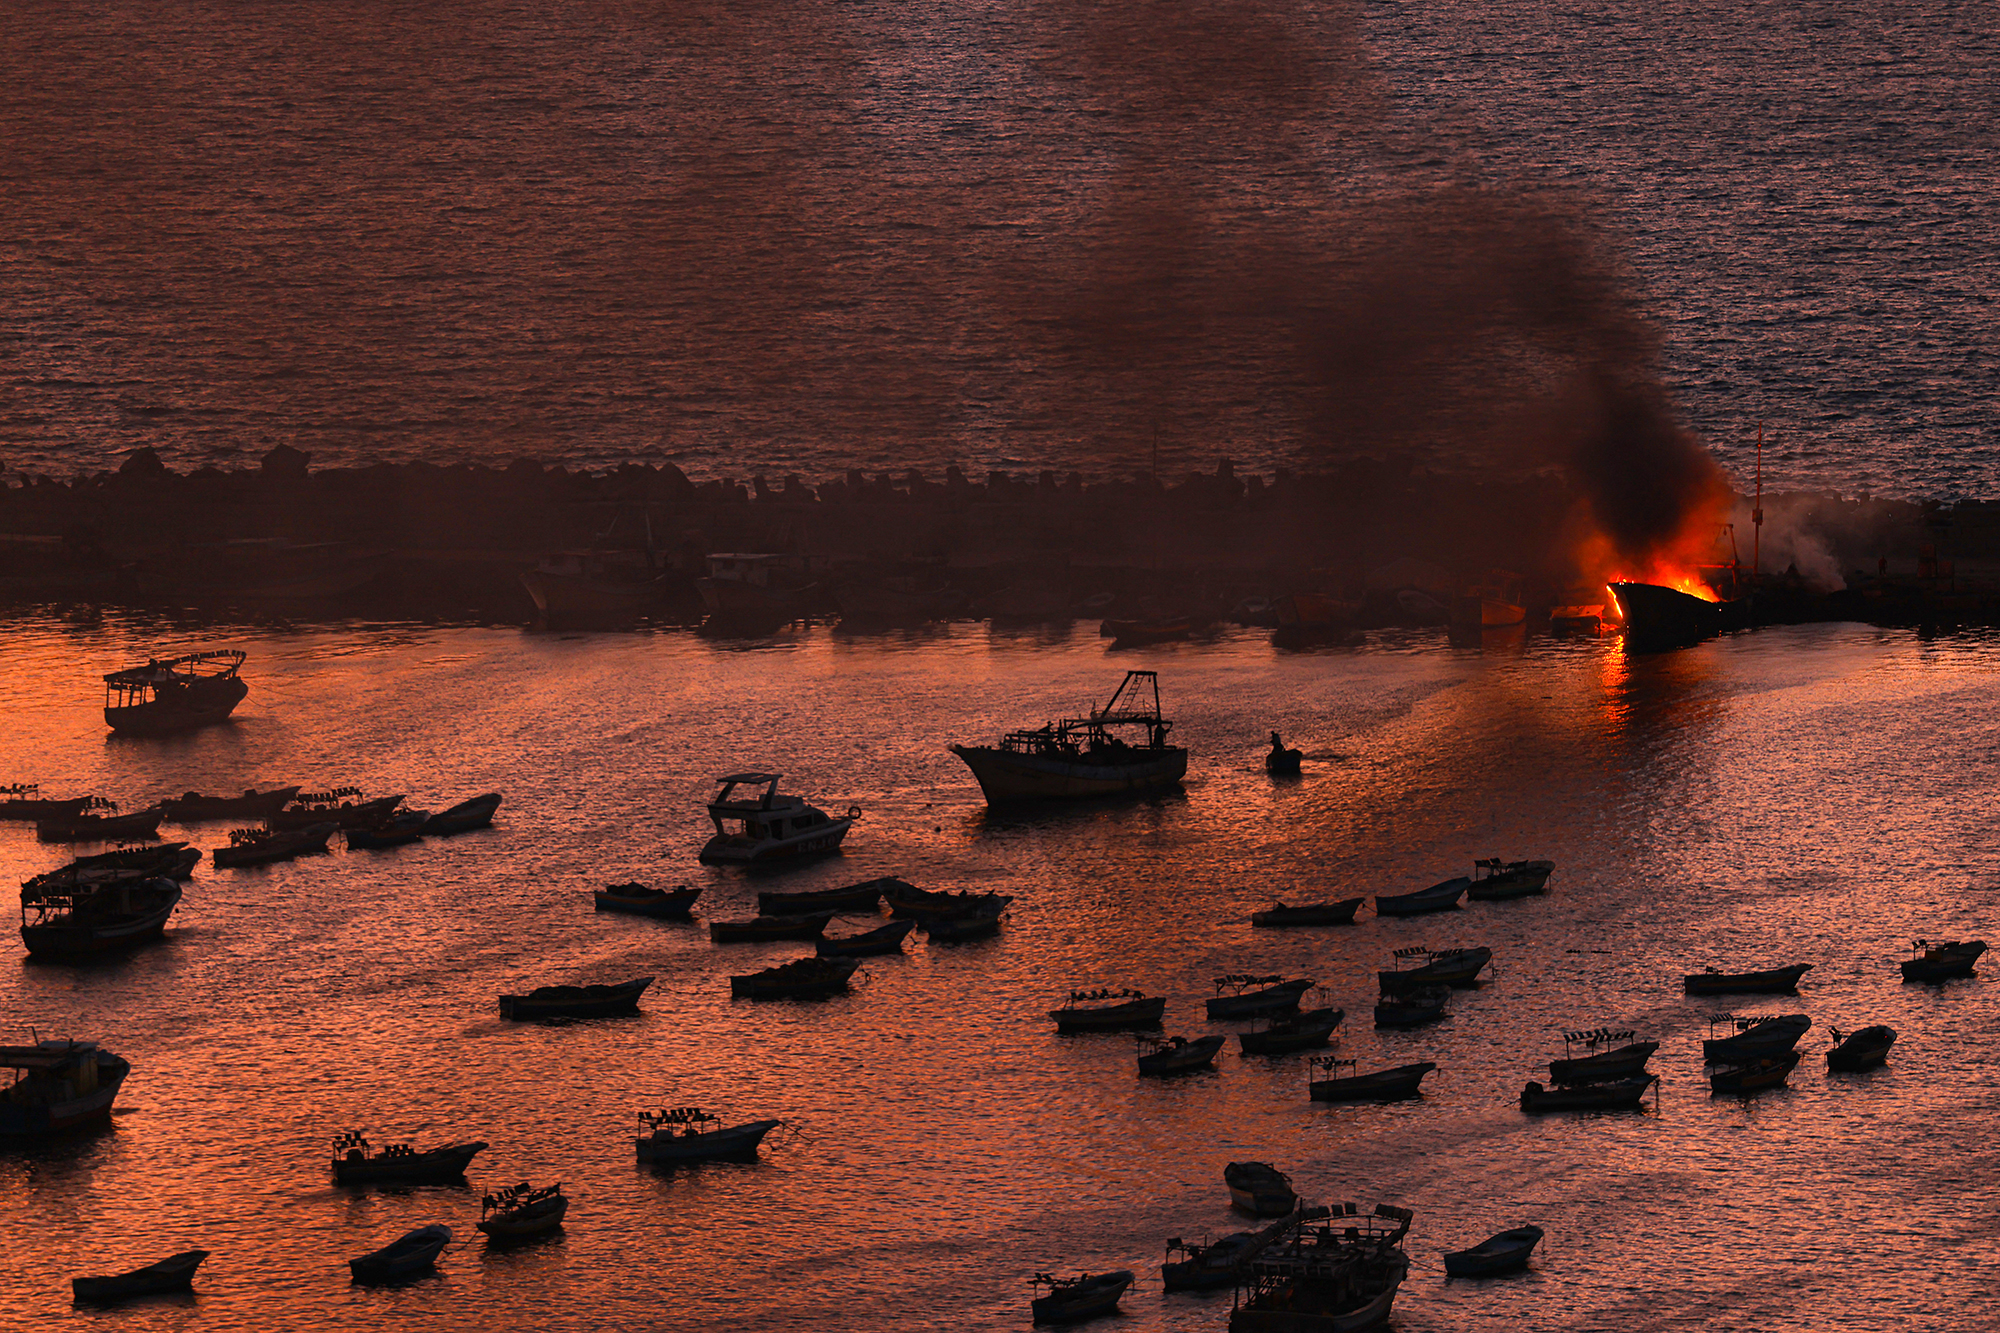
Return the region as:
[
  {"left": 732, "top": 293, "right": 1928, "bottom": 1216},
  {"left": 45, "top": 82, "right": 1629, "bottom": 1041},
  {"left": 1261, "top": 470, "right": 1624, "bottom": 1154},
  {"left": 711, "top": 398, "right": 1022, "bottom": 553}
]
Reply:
[
  {"left": 949, "top": 670, "right": 1187, "bottom": 804},
  {"left": 102, "top": 650, "right": 249, "bottom": 734}
]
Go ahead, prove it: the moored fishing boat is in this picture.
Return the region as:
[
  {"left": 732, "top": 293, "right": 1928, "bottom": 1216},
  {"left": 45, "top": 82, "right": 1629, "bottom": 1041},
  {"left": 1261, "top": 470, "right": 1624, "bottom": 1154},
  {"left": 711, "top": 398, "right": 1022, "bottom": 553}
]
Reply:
[
  {"left": 1442, "top": 1225, "right": 1544, "bottom": 1278},
  {"left": 950, "top": 670, "right": 1187, "bottom": 804},
  {"left": 331, "top": 1131, "right": 489, "bottom": 1184},
  {"left": 23, "top": 842, "right": 198, "bottom": 895},
  {"left": 920, "top": 905, "right": 1005, "bottom": 942},
  {"left": 758, "top": 878, "right": 892, "bottom": 914},
  {"left": 1683, "top": 962, "right": 1813, "bottom": 995},
  {"left": 1252, "top": 898, "right": 1363, "bottom": 928},
  {"left": 634, "top": 1106, "right": 782, "bottom": 1164},
  {"left": 730, "top": 955, "right": 860, "bottom": 999},
  {"left": 1239, "top": 1008, "right": 1344, "bottom": 1055},
  {"left": 210, "top": 822, "right": 338, "bottom": 868},
  {"left": 1307, "top": 1058, "right": 1436, "bottom": 1102},
  {"left": 699, "top": 773, "right": 859, "bottom": 864},
  {"left": 1519, "top": 1074, "right": 1656, "bottom": 1112},
  {"left": 1703, "top": 1013, "right": 1812, "bottom": 1061},
  {"left": 498, "top": 976, "right": 651, "bottom": 1020},
  {"left": 1548, "top": 1029, "right": 1659, "bottom": 1085},
  {"left": 816, "top": 919, "right": 917, "bottom": 956},
  {"left": 476, "top": 1182, "right": 567, "bottom": 1239},
  {"left": 159, "top": 785, "right": 300, "bottom": 821},
  {"left": 1900, "top": 938, "right": 1986, "bottom": 982},
  {"left": 593, "top": 883, "right": 702, "bottom": 917},
  {"left": 1373, "top": 986, "right": 1449, "bottom": 1029},
  {"left": 1, "top": 1039, "right": 130, "bottom": 1136},
  {"left": 1228, "top": 1203, "right": 1412, "bottom": 1333},
  {"left": 1050, "top": 988, "right": 1167, "bottom": 1032},
  {"left": 1373, "top": 877, "right": 1468, "bottom": 917},
  {"left": 0, "top": 784, "right": 89, "bottom": 822},
  {"left": 1138, "top": 1034, "right": 1225, "bottom": 1075},
  {"left": 36, "top": 799, "right": 167, "bottom": 843},
  {"left": 1826, "top": 1025, "right": 1897, "bottom": 1072},
  {"left": 884, "top": 883, "right": 1012, "bottom": 918},
  {"left": 708, "top": 911, "right": 837, "bottom": 943},
  {"left": 20, "top": 876, "right": 181, "bottom": 959},
  {"left": 270, "top": 789, "right": 405, "bottom": 831},
  {"left": 1207, "top": 975, "right": 1314, "bottom": 1021},
  {"left": 349, "top": 1224, "right": 450, "bottom": 1283},
  {"left": 1032, "top": 1270, "right": 1135, "bottom": 1323},
  {"left": 1377, "top": 946, "right": 1492, "bottom": 992},
  {"left": 1466, "top": 857, "right": 1555, "bottom": 900},
  {"left": 1225, "top": 1161, "right": 1299, "bottom": 1217},
  {"left": 71, "top": 1250, "right": 210, "bottom": 1302},
  {"left": 345, "top": 810, "right": 429, "bottom": 849},
  {"left": 422, "top": 793, "right": 502, "bottom": 835},
  {"left": 103, "top": 650, "right": 249, "bottom": 734},
  {"left": 1710, "top": 1050, "right": 1801, "bottom": 1093}
]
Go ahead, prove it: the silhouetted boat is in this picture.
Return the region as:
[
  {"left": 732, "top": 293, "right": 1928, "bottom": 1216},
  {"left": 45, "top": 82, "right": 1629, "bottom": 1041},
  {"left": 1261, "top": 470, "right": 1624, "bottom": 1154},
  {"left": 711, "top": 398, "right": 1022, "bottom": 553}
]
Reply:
[
  {"left": 1709, "top": 1051, "right": 1801, "bottom": 1093},
  {"left": 634, "top": 1107, "right": 782, "bottom": 1164},
  {"left": 477, "top": 1183, "right": 567, "bottom": 1239},
  {"left": 1138, "top": 1034, "right": 1224, "bottom": 1075},
  {"left": 72, "top": 1251, "right": 209, "bottom": 1302},
  {"left": 1, "top": 1039, "right": 130, "bottom": 1136},
  {"left": 1308, "top": 1058, "right": 1436, "bottom": 1102},
  {"left": 1900, "top": 938, "right": 1986, "bottom": 982},
  {"left": 1467, "top": 857, "right": 1554, "bottom": 900},
  {"left": 758, "top": 879, "right": 890, "bottom": 914},
  {"left": 729, "top": 955, "right": 859, "bottom": 999},
  {"left": 1228, "top": 1203, "right": 1411, "bottom": 1332},
  {"left": 1207, "top": 975, "right": 1314, "bottom": 1020},
  {"left": 103, "top": 650, "right": 249, "bottom": 734},
  {"left": 816, "top": 919, "right": 917, "bottom": 956},
  {"left": 0, "top": 785, "right": 89, "bottom": 821},
  {"left": 1049, "top": 989, "right": 1166, "bottom": 1031},
  {"left": 1162, "top": 1229, "right": 1261, "bottom": 1292},
  {"left": 920, "top": 905, "right": 1004, "bottom": 942},
  {"left": 210, "top": 822, "right": 337, "bottom": 868},
  {"left": 1442, "top": 1226, "right": 1543, "bottom": 1278},
  {"left": 498, "top": 976, "right": 651, "bottom": 1020},
  {"left": 709, "top": 911, "right": 836, "bottom": 943},
  {"left": 1032, "top": 1270, "right": 1135, "bottom": 1323},
  {"left": 1683, "top": 962, "right": 1812, "bottom": 994},
  {"left": 1373, "top": 877, "right": 1468, "bottom": 916},
  {"left": 950, "top": 670, "right": 1187, "bottom": 803},
  {"left": 1252, "top": 899, "right": 1362, "bottom": 928},
  {"left": 1703, "top": 1013, "right": 1812, "bottom": 1061},
  {"left": 36, "top": 799, "right": 166, "bottom": 843},
  {"left": 884, "top": 883, "right": 1012, "bottom": 918},
  {"left": 1519, "top": 1074, "right": 1656, "bottom": 1112},
  {"left": 1373, "top": 986, "right": 1449, "bottom": 1028},
  {"left": 1608, "top": 579, "right": 1733, "bottom": 649},
  {"left": 23, "top": 843, "right": 198, "bottom": 895},
  {"left": 331, "top": 1131, "right": 489, "bottom": 1184},
  {"left": 1225, "top": 1161, "right": 1298, "bottom": 1216},
  {"left": 345, "top": 810, "right": 429, "bottom": 849},
  {"left": 423, "top": 793, "right": 502, "bottom": 835},
  {"left": 20, "top": 876, "right": 181, "bottom": 958},
  {"left": 1265, "top": 731, "right": 1303, "bottom": 775},
  {"left": 1548, "top": 1029, "right": 1658, "bottom": 1085},
  {"left": 1238, "top": 1008, "right": 1344, "bottom": 1055},
  {"left": 1826, "top": 1025, "right": 1897, "bottom": 1072},
  {"left": 159, "top": 785, "right": 300, "bottom": 821},
  {"left": 1377, "top": 946, "right": 1492, "bottom": 992},
  {"left": 270, "top": 789, "right": 404, "bottom": 831},
  {"left": 699, "top": 773, "right": 859, "bottom": 864},
  {"left": 349, "top": 1224, "right": 450, "bottom": 1283},
  {"left": 593, "top": 883, "right": 701, "bottom": 918}
]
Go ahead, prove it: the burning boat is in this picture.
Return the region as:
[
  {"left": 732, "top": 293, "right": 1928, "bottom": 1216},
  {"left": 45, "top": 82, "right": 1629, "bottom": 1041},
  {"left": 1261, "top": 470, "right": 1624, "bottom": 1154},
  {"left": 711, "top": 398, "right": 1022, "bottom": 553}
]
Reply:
[
  {"left": 1607, "top": 580, "right": 1736, "bottom": 649},
  {"left": 102, "top": 650, "right": 249, "bottom": 734},
  {"left": 949, "top": 670, "right": 1187, "bottom": 804}
]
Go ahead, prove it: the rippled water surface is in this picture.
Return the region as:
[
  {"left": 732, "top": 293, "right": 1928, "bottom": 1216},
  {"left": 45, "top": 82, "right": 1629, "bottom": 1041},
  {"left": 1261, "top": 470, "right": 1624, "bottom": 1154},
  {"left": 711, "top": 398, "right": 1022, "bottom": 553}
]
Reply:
[{"left": 3, "top": 615, "right": 1999, "bottom": 1329}]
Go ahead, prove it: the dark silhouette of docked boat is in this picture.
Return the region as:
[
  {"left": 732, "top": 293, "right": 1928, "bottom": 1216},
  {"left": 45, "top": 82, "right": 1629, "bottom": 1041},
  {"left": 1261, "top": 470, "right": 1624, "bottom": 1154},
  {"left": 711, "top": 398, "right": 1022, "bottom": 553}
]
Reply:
[
  {"left": 20, "top": 876, "right": 181, "bottom": 959},
  {"left": 1548, "top": 1029, "right": 1659, "bottom": 1085},
  {"left": 1308, "top": 1058, "right": 1436, "bottom": 1102},
  {"left": 477, "top": 1183, "right": 567, "bottom": 1240},
  {"left": 1238, "top": 1008, "right": 1344, "bottom": 1055},
  {"left": 1137, "top": 1034, "right": 1224, "bottom": 1075},
  {"left": 71, "top": 1250, "right": 209, "bottom": 1302},
  {"left": 1703, "top": 1013, "right": 1811, "bottom": 1062},
  {"left": 1608, "top": 579, "right": 1739, "bottom": 650},
  {"left": 159, "top": 785, "right": 300, "bottom": 821},
  {"left": 593, "top": 883, "right": 701, "bottom": 918},
  {"left": 331, "top": 1131, "right": 489, "bottom": 1184},
  {"left": 1710, "top": 1051, "right": 1801, "bottom": 1093},
  {"left": 103, "top": 650, "right": 249, "bottom": 734},
  {"left": 1374, "top": 986, "right": 1450, "bottom": 1029},
  {"left": 920, "top": 904, "right": 1005, "bottom": 942},
  {"left": 1, "top": 1039, "right": 130, "bottom": 1136},
  {"left": 36, "top": 799, "right": 166, "bottom": 843},
  {"left": 1049, "top": 989, "right": 1166, "bottom": 1032},
  {"left": 1206, "top": 975, "right": 1314, "bottom": 1021},
  {"left": 210, "top": 822, "right": 337, "bottom": 868},
  {"left": 1265, "top": 731, "right": 1303, "bottom": 775},
  {"left": 345, "top": 810, "right": 429, "bottom": 849},
  {"left": 709, "top": 911, "right": 837, "bottom": 943},
  {"left": 1162, "top": 1228, "right": 1261, "bottom": 1291},
  {"left": 634, "top": 1107, "right": 782, "bottom": 1164},
  {"left": 271, "top": 789, "right": 405, "bottom": 830},
  {"left": 349, "top": 1224, "right": 450, "bottom": 1283},
  {"left": 1032, "top": 1270, "right": 1135, "bottom": 1324},
  {"left": 1377, "top": 947, "right": 1492, "bottom": 992},
  {"left": 1683, "top": 962, "right": 1812, "bottom": 994},
  {"left": 1228, "top": 1203, "right": 1412, "bottom": 1332},
  {"left": 729, "top": 955, "right": 859, "bottom": 999},
  {"left": 1826, "top": 1025, "right": 1897, "bottom": 1072},
  {"left": 950, "top": 670, "right": 1187, "bottom": 804},
  {"left": 1225, "top": 1161, "right": 1299, "bottom": 1217},
  {"left": 1373, "top": 877, "right": 1469, "bottom": 916},
  {"left": 1900, "top": 938, "right": 1986, "bottom": 982},
  {"left": 757, "top": 878, "right": 892, "bottom": 914},
  {"left": 24, "top": 843, "right": 197, "bottom": 897},
  {"left": 1442, "top": 1225, "right": 1544, "bottom": 1278},
  {"left": 1252, "top": 898, "right": 1362, "bottom": 928},
  {"left": 1519, "top": 1074, "right": 1657, "bottom": 1112},
  {"left": 0, "top": 784, "right": 89, "bottom": 822},
  {"left": 699, "top": 773, "right": 859, "bottom": 865},
  {"left": 422, "top": 793, "right": 501, "bottom": 835},
  {"left": 1467, "top": 857, "right": 1554, "bottom": 900},
  {"left": 884, "top": 883, "right": 1011, "bottom": 918},
  {"left": 816, "top": 919, "right": 916, "bottom": 956},
  {"left": 499, "top": 976, "right": 651, "bottom": 1020}
]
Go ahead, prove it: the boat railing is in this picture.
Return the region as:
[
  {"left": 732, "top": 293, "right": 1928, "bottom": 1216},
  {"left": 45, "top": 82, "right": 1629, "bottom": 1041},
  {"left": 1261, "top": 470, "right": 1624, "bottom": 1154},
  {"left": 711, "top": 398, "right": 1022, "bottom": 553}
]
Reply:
[
  {"left": 1561, "top": 1027, "right": 1637, "bottom": 1056},
  {"left": 640, "top": 1106, "right": 721, "bottom": 1134},
  {"left": 1063, "top": 988, "right": 1146, "bottom": 1004},
  {"left": 1308, "top": 1055, "right": 1357, "bottom": 1074},
  {"left": 0, "top": 783, "right": 39, "bottom": 797},
  {"left": 1214, "top": 973, "right": 1286, "bottom": 993}
]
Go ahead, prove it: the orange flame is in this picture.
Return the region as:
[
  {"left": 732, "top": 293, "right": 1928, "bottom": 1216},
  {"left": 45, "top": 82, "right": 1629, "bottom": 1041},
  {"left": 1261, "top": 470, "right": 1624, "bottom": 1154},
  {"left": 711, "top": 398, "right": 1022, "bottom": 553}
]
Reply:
[{"left": 1569, "top": 492, "right": 1733, "bottom": 610}]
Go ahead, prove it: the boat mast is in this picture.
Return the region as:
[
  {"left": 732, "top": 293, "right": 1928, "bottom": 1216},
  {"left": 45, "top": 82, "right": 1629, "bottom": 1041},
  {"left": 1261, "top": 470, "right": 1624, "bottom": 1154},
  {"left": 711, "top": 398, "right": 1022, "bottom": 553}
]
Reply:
[{"left": 1752, "top": 424, "right": 1763, "bottom": 582}]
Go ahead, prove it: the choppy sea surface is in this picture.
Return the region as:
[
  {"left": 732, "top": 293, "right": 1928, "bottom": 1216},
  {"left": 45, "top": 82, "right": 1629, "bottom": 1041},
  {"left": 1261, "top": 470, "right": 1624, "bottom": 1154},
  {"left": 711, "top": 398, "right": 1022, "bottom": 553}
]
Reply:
[
  {"left": 3, "top": 613, "right": 1999, "bottom": 1330},
  {"left": 1, "top": 1, "right": 1994, "bottom": 498}
]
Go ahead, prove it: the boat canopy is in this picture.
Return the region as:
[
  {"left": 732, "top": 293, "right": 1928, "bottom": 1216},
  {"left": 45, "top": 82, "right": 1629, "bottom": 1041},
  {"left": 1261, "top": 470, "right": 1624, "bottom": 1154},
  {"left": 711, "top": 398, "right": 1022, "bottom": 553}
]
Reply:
[
  {"left": 1, "top": 1040, "right": 99, "bottom": 1071},
  {"left": 103, "top": 649, "right": 246, "bottom": 687}
]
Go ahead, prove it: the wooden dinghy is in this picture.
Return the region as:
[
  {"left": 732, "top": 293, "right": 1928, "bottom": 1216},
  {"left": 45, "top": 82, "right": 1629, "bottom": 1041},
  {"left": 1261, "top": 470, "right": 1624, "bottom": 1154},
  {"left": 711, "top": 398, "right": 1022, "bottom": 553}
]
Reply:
[
  {"left": 730, "top": 955, "right": 860, "bottom": 999},
  {"left": 349, "top": 1224, "right": 450, "bottom": 1283},
  {"left": 1049, "top": 989, "right": 1166, "bottom": 1032},
  {"left": 1710, "top": 1050, "right": 1802, "bottom": 1093},
  {"left": 1137, "top": 1034, "right": 1225, "bottom": 1075},
  {"left": 1826, "top": 1025, "right": 1897, "bottom": 1072},
  {"left": 477, "top": 1182, "right": 567, "bottom": 1239},
  {"left": 1031, "top": 1270, "right": 1135, "bottom": 1324},
  {"left": 345, "top": 810, "right": 429, "bottom": 849},
  {"left": 331, "top": 1131, "right": 489, "bottom": 1184},
  {"left": 634, "top": 1107, "right": 782, "bottom": 1164},
  {"left": 708, "top": 911, "right": 836, "bottom": 943},
  {"left": 1442, "top": 1225, "right": 1544, "bottom": 1277},
  {"left": 1519, "top": 1074, "right": 1656, "bottom": 1112},
  {"left": 758, "top": 877, "right": 894, "bottom": 914},
  {"left": 816, "top": 918, "right": 916, "bottom": 956},
  {"left": 1308, "top": 1058, "right": 1436, "bottom": 1102},
  {"left": 1682, "top": 962, "right": 1813, "bottom": 995},
  {"left": 1373, "top": 985, "right": 1450, "bottom": 1029},
  {"left": 1251, "top": 898, "right": 1363, "bottom": 928},
  {"left": 1224, "top": 1161, "right": 1298, "bottom": 1217},
  {"left": 1238, "top": 1007, "right": 1344, "bottom": 1055},
  {"left": 921, "top": 906, "right": 1004, "bottom": 942},
  {"left": 72, "top": 1250, "right": 209, "bottom": 1302},
  {"left": 884, "top": 882, "right": 1013, "bottom": 918},
  {"left": 159, "top": 785, "right": 300, "bottom": 821},
  {"left": 593, "top": 883, "right": 702, "bottom": 918},
  {"left": 499, "top": 976, "right": 651, "bottom": 1020},
  {"left": 1467, "top": 858, "right": 1555, "bottom": 900},
  {"left": 1374, "top": 876, "right": 1469, "bottom": 916},
  {"left": 1377, "top": 946, "right": 1492, "bottom": 992},
  {"left": 1702, "top": 1013, "right": 1812, "bottom": 1061},
  {"left": 1900, "top": 938, "right": 1986, "bottom": 983},
  {"left": 1206, "top": 975, "right": 1314, "bottom": 1020},
  {"left": 422, "top": 793, "right": 502, "bottom": 835},
  {"left": 1549, "top": 1029, "right": 1659, "bottom": 1085}
]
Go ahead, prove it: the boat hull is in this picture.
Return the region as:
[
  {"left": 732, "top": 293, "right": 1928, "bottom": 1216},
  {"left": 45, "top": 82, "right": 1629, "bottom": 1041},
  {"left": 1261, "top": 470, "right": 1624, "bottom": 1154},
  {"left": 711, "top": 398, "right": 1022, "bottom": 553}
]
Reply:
[
  {"left": 521, "top": 568, "right": 668, "bottom": 620},
  {"left": 211, "top": 823, "right": 337, "bottom": 867},
  {"left": 72, "top": 1251, "right": 209, "bottom": 1302},
  {"left": 1239, "top": 1009, "right": 1344, "bottom": 1055},
  {"left": 758, "top": 882, "right": 887, "bottom": 914},
  {"left": 1519, "top": 1075, "right": 1655, "bottom": 1112},
  {"left": 1608, "top": 580, "right": 1734, "bottom": 650},
  {"left": 816, "top": 920, "right": 917, "bottom": 956},
  {"left": 594, "top": 888, "right": 701, "bottom": 918},
  {"left": 159, "top": 786, "right": 300, "bottom": 821},
  {"left": 1378, "top": 948, "right": 1493, "bottom": 992},
  {"left": 1373, "top": 879, "right": 1469, "bottom": 916},
  {"left": 1033, "top": 1273, "right": 1134, "bottom": 1324},
  {"left": 499, "top": 978, "right": 651, "bottom": 1020},
  {"left": 1308, "top": 1062, "right": 1435, "bottom": 1102},
  {"left": 1710, "top": 1052, "right": 1801, "bottom": 1093},
  {"left": 1050, "top": 997, "right": 1167, "bottom": 1031},
  {"left": 699, "top": 817, "right": 856, "bottom": 864},
  {"left": 1207, "top": 980, "right": 1314, "bottom": 1020},
  {"left": 1228, "top": 1276, "right": 1399, "bottom": 1332},
  {"left": 477, "top": 1195, "right": 568, "bottom": 1238},
  {"left": 636, "top": 1119, "right": 780, "bottom": 1164},
  {"left": 1901, "top": 941, "right": 1985, "bottom": 982},
  {"left": 1683, "top": 964, "right": 1812, "bottom": 995},
  {"left": 730, "top": 959, "right": 859, "bottom": 998},
  {"left": 1252, "top": 899, "right": 1363, "bottom": 928},
  {"left": 1467, "top": 861, "right": 1554, "bottom": 900},
  {"left": 1549, "top": 1042, "right": 1659, "bottom": 1085},
  {"left": 1703, "top": 1015, "right": 1812, "bottom": 1061},
  {"left": 1138, "top": 1036, "right": 1224, "bottom": 1075},
  {"left": 333, "top": 1142, "right": 489, "bottom": 1185},
  {"left": 949, "top": 744, "right": 1187, "bottom": 804},
  {"left": 0, "top": 1056, "right": 129, "bottom": 1136},
  {"left": 104, "top": 677, "right": 248, "bottom": 735},
  {"left": 21, "top": 885, "right": 181, "bottom": 960},
  {"left": 36, "top": 809, "right": 166, "bottom": 843},
  {"left": 349, "top": 1226, "right": 450, "bottom": 1283},
  {"left": 1442, "top": 1227, "right": 1543, "bottom": 1278},
  {"left": 1826, "top": 1026, "right": 1897, "bottom": 1072}
]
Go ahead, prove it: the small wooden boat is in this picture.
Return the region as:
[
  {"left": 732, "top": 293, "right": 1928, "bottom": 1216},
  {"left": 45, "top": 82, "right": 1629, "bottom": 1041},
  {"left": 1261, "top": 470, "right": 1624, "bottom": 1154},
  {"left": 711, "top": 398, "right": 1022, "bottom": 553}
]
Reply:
[
  {"left": 1703, "top": 1013, "right": 1812, "bottom": 1061},
  {"left": 634, "top": 1106, "right": 782, "bottom": 1164},
  {"left": 19, "top": 876, "right": 181, "bottom": 959},
  {"left": 159, "top": 785, "right": 300, "bottom": 821},
  {"left": 885, "top": 884, "right": 1014, "bottom": 919},
  {"left": 1682, "top": 962, "right": 1813, "bottom": 995},
  {"left": 422, "top": 793, "right": 502, "bottom": 835},
  {"left": 593, "top": 883, "right": 702, "bottom": 918},
  {"left": 37, "top": 799, "right": 167, "bottom": 843},
  {"left": 758, "top": 878, "right": 892, "bottom": 914},
  {"left": 331, "top": 1131, "right": 489, "bottom": 1184},
  {"left": 921, "top": 907, "right": 1004, "bottom": 942},
  {"left": 1377, "top": 946, "right": 1492, "bottom": 992},
  {"left": 1224, "top": 1161, "right": 1298, "bottom": 1216},
  {"left": 1900, "top": 938, "right": 1986, "bottom": 983},
  {"left": 476, "top": 1182, "right": 567, "bottom": 1239},
  {"left": 1549, "top": 1029, "right": 1659, "bottom": 1085},
  {"left": 1, "top": 1039, "right": 131, "bottom": 1136},
  {"left": 1308, "top": 1058, "right": 1436, "bottom": 1102},
  {"left": 816, "top": 919, "right": 917, "bottom": 956},
  {"left": 1519, "top": 1074, "right": 1656, "bottom": 1112},
  {"left": 699, "top": 772, "right": 858, "bottom": 864},
  {"left": 1442, "top": 1225, "right": 1543, "bottom": 1277},
  {"left": 1251, "top": 898, "right": 1363, "bottom": 928},
  {"left": 1161, "top": 1229, "right": 1260, "bottom": 1291},
  {"left": 270, "top": 789, "right": 405, "bottom": 830},
  {"left": 1826, "top": 1025, "right": 1897, "bottom": 1072},
  {"left": 708, "top": 911, "right": 836, "bottom": 943},
  {"left": 1049, "top": 989, "right": 1166, "bottom": 1031},
  {"left": 1031, "top": 1270, "right": 1134, "bottom": 1324},
  {"left": 344, "top": 810, "right": 429, "bottom": 850},
  {"left": 730, "top": 955, "right": 860, "bottom": 999},
  {"left": 1374, "top": 985, "right": 1450, "bottom": 1028},
  {"left": 1137, "top": 1034, "right": 1224, "bottom": 1075},
  {"left": 210, "top": 822, "right": 338, "bottom": 867},
  {"left": 1264, "top": 731, "right": 1303, "bottom": 776},
  {"left": 1374, "top": 876, "right": 1469, "bottom": 916},
  {"left": 72, "top": 1250, "right": 210, "bottom": 1302},
  {"left": 1238, "top": 1007, "right": 1344, "bottom": 1055},
  {"left": 0, "top": 784, "right": 89, "bottom": 822},
  {"left": 1206, "top": 975, "right": 1314, "bottom": 1020},
  {"left": 1466, "top": 857, "right": 1554, "bottom": 901},
  {"left": 1710, "top": 1050, "right": 1801, "bottom": 1093},
  {"left": 349, "top": 1224, "right": 450, "bottom": 1283},
  {"left": 498, "top": 976, "right": 651, "bottom": 1020}
]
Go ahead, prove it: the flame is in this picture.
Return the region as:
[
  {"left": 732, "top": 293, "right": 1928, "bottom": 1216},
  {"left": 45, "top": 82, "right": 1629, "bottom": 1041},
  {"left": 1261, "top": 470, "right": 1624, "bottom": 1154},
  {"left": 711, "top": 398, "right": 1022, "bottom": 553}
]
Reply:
[{"left": 1569, "top": 495, "right": 1732, "bottom": 613}]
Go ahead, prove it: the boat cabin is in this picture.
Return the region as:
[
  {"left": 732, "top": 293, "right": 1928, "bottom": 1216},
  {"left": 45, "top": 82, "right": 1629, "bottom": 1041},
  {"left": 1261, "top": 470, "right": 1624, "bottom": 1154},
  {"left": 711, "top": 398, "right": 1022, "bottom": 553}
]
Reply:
[
  {"left": 706, "top": 774, "right": 836, "bottom": 841},
  {"left": 3, "top": 1040, "right": 106, "bottom": 1102}
]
